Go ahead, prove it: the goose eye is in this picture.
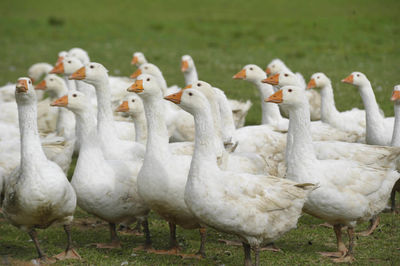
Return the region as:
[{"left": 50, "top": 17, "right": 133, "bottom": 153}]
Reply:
[
  {"left": 357, "top": 74, "right": 360, "bottom": 77},
  {"left": 197, "top": 83, "right": 201, "bottom": 86},
  {"left": 146, "top": 78, "right": 150, "bottom": 81},
  {"left": 72, "top": 94, "right": 77, "bottom": 97},
  {"left": 188, "top": 92, "right": 193, "bottom": 96},
  {"left": 50, "top": 79, "right": 53, "bottom": 81},
  {"left": 249, "top": 67, "right": 253, "bottom": 70},
  {"left": 28, "top": 80, "right": 31, "bottom": 84},
  {"left": 288, "top": 89, "right": 292, "bottom": 92},
  {"left": 284, "top": 73, "right": 289, "bottom": 77},
  {"left": 144, "top": 67, "right": 148, "bottom": 70},
  {"left": 68, "top": 61, "right": 71, "bottom": 63},
  {"left": 317, "top": 76, "right": 320, "bottom": 79},
  {"left": 272, "top": 65, "right": 275, "bottom": 67},
  {"left": 90, "top": 65, "right": 94, "bottom": 69},
  {"left": 131, "top": 99, "right": 135, "bottom": 102}
]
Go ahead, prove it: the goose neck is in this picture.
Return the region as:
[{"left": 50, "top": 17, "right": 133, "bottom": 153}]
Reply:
[
  {"left": 184, "top": 66, "right": 198, "bottom": 86},
  {"left": 358, "top": 83, "right": 384, "bottom": 144},
  {"left": 17, "top": 101, "right": 47, "bottom": 171},
  {"left": 142, "top": 96, "right": 170, "bottom": 156},
  {"left": 255, "top": 81, "right": 283, "bottom": 125},
  {"left": 74, "top": 108, "right": 97, "bottom": 145},
  {"left": 320, "top": 83, "right": 339, "bottom": 122},
  {"left": 132, "top": 112, "right": 147, "bottom": 145},
  {"left": 286, "top": 103, "right": 316, "bottom": 175},
  {"left": 391, "top": 103, "right": 400, "bottom": 146}
]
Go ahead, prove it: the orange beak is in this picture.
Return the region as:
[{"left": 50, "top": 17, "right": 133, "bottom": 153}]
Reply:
[
  {"left": 233, "top": 69, "right": 246, "bottom": 79},
  {"left": 130, "top": 69, "right": 142, "bottom": 79},
  {"left": 181, "top": 60, "right": 189, "bottom": 72},
  {"left": 35, "top": 80, "right": 47, "bottom": 90},
  {"left": 265, "top": 90, "right": 283, "bottom": 103},
  {"left": 341, "top": 74, "right": 354, "bottom": 84},
  {"left": 128, "top": 79, "right": 144, "bottom": 93},
  {"left": 131, "top": 56, "right": 139, "bottom": 65},
  {"left": 164, "top": 90, "right": 183, "bottom": 104},
  {"left": 116, "top": 101, "right": 129, "bottom": 112},
  {"left": 265, "top": 67, "right": 272, "bottom": 75},
  {"left": 183, "top": 84, "right": 192, "bottom": 90},
  {"left": 50, "top": 62, "right": 64, "bottom": 74},
  {"left": 56, "top": 56, "right": 64, "bottom": 65},
  {"left": 262, "top": 73, "right": 280, "bottom": 85},
  {"left": 391, "top": 90, "right": 400, "bottom": 102},
  {"left": 307, "top": 79, "right": 317, "bottom": 90},
  {"left": 69, "top": 67, "right": 86, "bottom": 80},
  {"left": 16, "top": 79, "right": 28, "bottom": 93},
  {"left": 51, "top": 95, "right": 68, "bottom": 107}
]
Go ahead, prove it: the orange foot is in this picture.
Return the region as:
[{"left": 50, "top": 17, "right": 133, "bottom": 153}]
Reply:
[
  {"left": 319, "top": 251, "right": 346, "bottom": 258},
  {"left": 119, "top": 228, "right": 144, "bottom": 236},
  {"left": 357, "top": 217, "right": 380, "bottom": 236},
  {"left": 94, "top": 242, "right": 122, "bottom": 249},
  {"left": 133, "top": 244, "right": 153, "bottom": 252},
  {"left": 54, "top": 248, "right": 81, "bottom": 260},
  {"left": 319, "top": 223, "right": 333, "bottom": 229},
  {"left": 32, "top": 256, "right": 57, "bottom": 264}
]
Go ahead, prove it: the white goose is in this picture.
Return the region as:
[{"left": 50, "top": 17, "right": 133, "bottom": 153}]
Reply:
[
  {"left": 181, "top": 54, "right": 252, "bottom": 129},
  {"left": 265, "top": 58, "right": 321, "bottom": 120},
  {"left": 51, "top": 91, "right": 151, "bottom": 249},
  {"left": 131, "top": 63, "right": 195, "bottom": 142},
  {"left": 115, "top": 94, "right": 194, "bottom": 156},
  {"left": 342, "top": 72, "right": 393, "bottom": 145},
  {"left": 69, "top": 63, "right": 144, "bottom": 161},
  {"left": 164, "top": 88, "right": 315, "bottom": 266},
  {"left": 131, "top": 52, "right": 148, "bottom": 67},
  {"left": 128, "top": 74, "right": 207, "bottom": 257},
  {"left": 266, "top": 86, "right": 400, "bottom": 262},
  {"left": 307, "top": 72, "right": 365, "bottom": 137},
  {"left": 2, "top": 78, "right": 80, "bottom": 261},
  {"left": 233, "top": 64, "right": 289, "bottom": 131}
]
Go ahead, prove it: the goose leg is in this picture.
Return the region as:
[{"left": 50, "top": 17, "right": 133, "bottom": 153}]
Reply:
[
  {"left": 96, "top": 223, "right": 121, "bottom": 249},
  {"left": 391, "top": 187, "right": 397, "bottom": 213},
  {"left": 142, "top": 219, "right": 152, "bottom": 249},
  {"left": 147, "top": 222, "right": 180, "bottom": 255},
  {"left": 333, "top": 227, "right": 355, "bottom": 263},
  {"left": 254, "top": 245, "right": 260, "bottom": 266},
  {"left": 28, "top": 229, "right": 47, "bottom": 260},
  {"left": 196, "top": 227, "right": 207, "bottom": 258},
  {"left": 357, "top": 215, "right": 380, "bottom": 236},
  {"left": 243, "top": 242, "right": 252, "bottom": 266},
  {"left": 54, "top": 225, "right": 81, "bottom": 260},
  {"left": 320, "top": 224, "right": 348, "bottom": 258}
]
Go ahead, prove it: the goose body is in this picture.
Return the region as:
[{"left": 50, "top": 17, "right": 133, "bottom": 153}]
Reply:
[
  {"left": 2, "top": 78, "right": 78, "bottom": 260},
  {"left": 266, "top": 86, "right": 400, "bottom": 261},
  {"left": 165, "top": 88, "right": 315, "bottom": 266}
]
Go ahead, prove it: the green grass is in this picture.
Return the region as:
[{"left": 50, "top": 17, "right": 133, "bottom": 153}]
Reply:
[{"left": 1, "top": 0, "right": 400, "bottom": 264}]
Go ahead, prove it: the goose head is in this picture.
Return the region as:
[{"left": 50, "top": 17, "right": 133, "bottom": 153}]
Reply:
[
  {"left": 184, "top": 81, "right": 215, "bottom": 99},
  {"left": 391, "top": 85, "right": 400, "bottom": 103},
  {"left": 27, "top": 63, "right": 53, "bottom": 83},
  {"left": 131, "top": 52, "right": 147, "bottom": 66},
  {"left": 56, "top": 51, "right": 68, "bottom": 65},
  {"left": 233, "top": 64, "right": 266, "bottom": 83},
  {"left": 130, "top": 63, "right": 162, "bottom": 79},
  {"left": 35, "top": 74, "right": 66, "bottom": 97},
  {"left": 116, "top": 93, "right": 144, "bottom": 118},
  {"left": 265, "top": 86, "right": 306, "bottom": 108},
  {"left": 341, "top": 72, "right": 370, "bottom": 87},
  {"left": 50, "top": 56, "right": 84, "bottom": 76},
  {"left": 69, "top": 62, "right": 108, "bottom": 86},
  {"left": 181, "top": 55, "right": 195, "bottom": 73},
  {"left": 127, "top": 74, "right": 161, "bottom": 99},
  {"left": 15, "top": 77, "right": 36, "bottom": 104},
  {"left": 262, "top": 72, "right": 299, "bottom": 87},
  {"left": 164, "top": 88, "right": 209, "bottom": 115},
  {"left": 265, "top": 59, "right": 287, "bottom": 76},
  {"left": 68, "top": 47, "right": 90, "bottom": 65},
  {"left": 51, "top": 90, "right": 88, "bottom": 113},
  {"left": 307, "top": 72, "right": 331, "bottom": 89}
]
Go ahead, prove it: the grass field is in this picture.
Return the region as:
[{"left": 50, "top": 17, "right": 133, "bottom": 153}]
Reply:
[{"left": 1, "top": 0, "right": 400, "bottom": 264}]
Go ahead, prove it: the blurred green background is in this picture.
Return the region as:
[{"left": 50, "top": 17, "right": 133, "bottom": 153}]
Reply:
[{"left": 1, "top": 0, "right": 399, "bottom": 124}]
